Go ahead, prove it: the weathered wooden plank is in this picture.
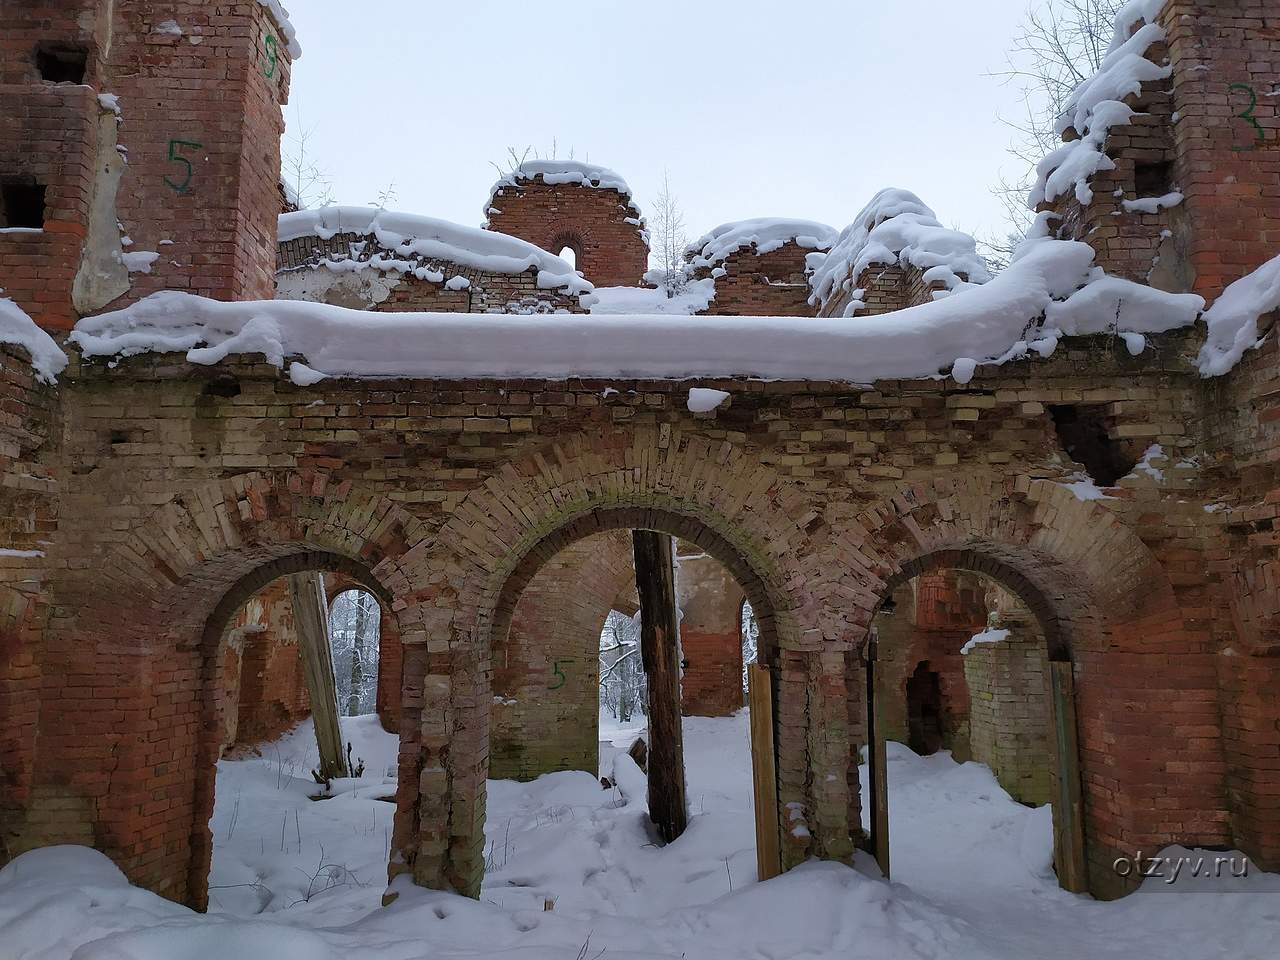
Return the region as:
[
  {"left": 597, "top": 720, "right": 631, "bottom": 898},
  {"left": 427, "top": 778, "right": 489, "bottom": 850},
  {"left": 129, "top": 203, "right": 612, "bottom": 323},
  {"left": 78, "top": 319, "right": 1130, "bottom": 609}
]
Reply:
[
  {"left": 748, "top": 662, "right": 781, "bottom": 881},
  {"left": 1049, "top": 660, "right": 1087, "bottom": 892},
  {"left": 866, "top": 635, "right": 890, "bottom": 878},
  {"left": 632, "top": 530, "right": 687, "bottom": 843},
  {"left": 289, "top": 571, "right": 348, "bottom": 780}
]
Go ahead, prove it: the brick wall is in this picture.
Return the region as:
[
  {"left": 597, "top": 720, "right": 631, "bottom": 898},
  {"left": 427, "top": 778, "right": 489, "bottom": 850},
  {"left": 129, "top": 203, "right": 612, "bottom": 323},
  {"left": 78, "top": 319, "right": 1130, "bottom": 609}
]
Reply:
[
  {"left": 677, "top": 547, "right": 746, "bottom": 717},
  {"left": 692, "top": 242, "right": 818, "bottom": 317},
  {"left": 227, "top": 579, "right": 311, "bottom": 750},
  {"left": 490, "top": 530, "right": 635, "bottom": 780},
  {"left": 19, "top": 330, "right": 1257, "bottom": 900},
  {"left": 0, "top": 0, "right": 292, "bottom": 331},
  {"left": 817, "top": 261, "right": 956, "bottom": 319},
  {"left": 277, "top": 232, "right": 587, "bottom": 314},
  {"left": 964, "top": 592, "right": 1053, "bottom": 806},
  {"left": 485, "top": 175, "right": 648, "bottom": 288}
]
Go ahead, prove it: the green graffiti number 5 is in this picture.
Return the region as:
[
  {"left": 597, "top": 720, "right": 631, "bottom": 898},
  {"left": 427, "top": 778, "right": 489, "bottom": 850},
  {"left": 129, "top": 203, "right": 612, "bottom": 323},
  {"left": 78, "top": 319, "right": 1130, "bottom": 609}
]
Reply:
[
  {"left": 164, "top": 139, "right": 203, "bottom": 194},
  {"left": 549, "top": 659, "right": 569, "bottom": 691},
  {"left": 262, "top": 33, "right": 278, "bottom": 79},
  {"left": 1230, "top": 83, "right": 1265, "bottom": 150}
]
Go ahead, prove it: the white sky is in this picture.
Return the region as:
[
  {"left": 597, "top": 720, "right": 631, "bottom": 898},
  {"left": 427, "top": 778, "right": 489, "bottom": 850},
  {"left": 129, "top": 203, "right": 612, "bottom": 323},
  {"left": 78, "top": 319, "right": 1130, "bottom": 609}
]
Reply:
[{"left": 282, "top": 0, "right": 1036, "bottom": 249}]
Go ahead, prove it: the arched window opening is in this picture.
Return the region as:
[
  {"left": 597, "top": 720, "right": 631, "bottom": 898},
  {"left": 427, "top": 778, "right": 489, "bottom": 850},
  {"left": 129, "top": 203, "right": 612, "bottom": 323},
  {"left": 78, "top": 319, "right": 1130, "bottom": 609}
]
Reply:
[
  {"left": 328, "top": 588, "right": 382, "bottom": 717},
  {"left": 557, "top": 245, "right": 578, "bottom": 270}
]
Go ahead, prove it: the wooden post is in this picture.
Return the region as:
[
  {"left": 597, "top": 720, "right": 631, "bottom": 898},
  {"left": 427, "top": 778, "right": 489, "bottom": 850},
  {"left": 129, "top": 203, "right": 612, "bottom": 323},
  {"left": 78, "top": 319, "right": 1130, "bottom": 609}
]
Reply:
[
  {"left": 288, "top": 572, "right": 348, "bottom": 780},
  {"left": 632, "top": 530, "right": 688, "bottom": 843},
  {"left": 748, "top": 662, "right": 781, "bottom": 881},
  {"left": 865, "top": 634, "right": 890, "bottom": 878},
  {"left": 1048, "top": 660, "right": 1087, "bottom": 892}
]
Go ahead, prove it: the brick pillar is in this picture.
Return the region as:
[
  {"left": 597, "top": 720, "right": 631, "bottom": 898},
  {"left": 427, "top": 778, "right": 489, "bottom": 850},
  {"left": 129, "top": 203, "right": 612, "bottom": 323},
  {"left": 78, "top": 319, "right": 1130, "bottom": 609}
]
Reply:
[
  {"left": 376, "top": 605, "right": 402, "bottom": 735},
  {"left": 105, "top": 0, "right": 293, "bottom": 308},
  {"left": 1160, "top": 0, "right": 1280, "bottom": 300},
  {"left": 676, "top": 547, "right": 746, "bottom": 717}
]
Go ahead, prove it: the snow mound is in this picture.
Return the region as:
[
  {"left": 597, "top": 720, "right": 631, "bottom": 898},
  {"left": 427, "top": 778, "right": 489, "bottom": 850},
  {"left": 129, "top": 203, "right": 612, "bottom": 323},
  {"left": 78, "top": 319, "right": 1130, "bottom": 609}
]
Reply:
[
  {"left": 279, "top": 206, "right": 592, "bottom": 296},
  {"left": 0, "top": 295, "right": 69, "bottom": 383},
  {"left": 808, "top": 189, "right": 992, "bottom": 317},
  {"left": 1197, "top": 253, "right": 1280, "bottom": 376},
  {"left": 485, "top": 159, "right": 642, "bottom": 219},
  {"left": 1030, "top": 0, "right": 1169, "bottom": 207},
  {"left": 70, "top": 237, "right": 1231, "bottom": 382},
  {"left": 587, "top": 279, "right": 717, "bottom": 315},
  {"left": 256, "top": 0, "right": 301, "bottom": 59},
  {"left": 684, "top": 218, "right": 838, "bottom": 270}
]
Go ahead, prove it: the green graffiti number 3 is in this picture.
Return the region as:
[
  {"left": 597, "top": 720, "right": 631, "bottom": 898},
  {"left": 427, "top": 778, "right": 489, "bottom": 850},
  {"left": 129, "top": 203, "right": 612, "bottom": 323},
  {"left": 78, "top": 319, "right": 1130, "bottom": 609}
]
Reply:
[
  {"left": 164, "top": 139, "right": 203, "bottom": 194},
  {"left": 262, "top": 33, "right": 279, "bottom": 79},
  {"left": 1230, "top": 83, "right": 1265, "bottom": 150},
  {"left": 549, "top": 660, "right": 569, "bottom": 691}
]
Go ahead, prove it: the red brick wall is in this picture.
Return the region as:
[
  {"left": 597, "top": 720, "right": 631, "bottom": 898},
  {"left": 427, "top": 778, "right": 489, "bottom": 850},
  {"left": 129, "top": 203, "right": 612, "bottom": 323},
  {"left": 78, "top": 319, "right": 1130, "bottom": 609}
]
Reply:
[
  {"left": 485, "top": 175, "right": 648, "bottom": 288},
  {"left": 106, "top": 1, "right": 291, "bottom": 308},
  {"left": 677, "top": 548, "right": 745, "bottom": 716},
  {"left": 0, "top": 345, "right": 59, "bottom": 863},
  {"left": 693, "top": 242, "right": 818, "bottom": 317},
  {"left": 277, "top": 232, "right": 588, "bottom": 314},
  {"left": 0, "top": 1, "right": 293, "bottom": 331},
  {"left": 228, "top": 579, "right": 310, "bottom": 750}
]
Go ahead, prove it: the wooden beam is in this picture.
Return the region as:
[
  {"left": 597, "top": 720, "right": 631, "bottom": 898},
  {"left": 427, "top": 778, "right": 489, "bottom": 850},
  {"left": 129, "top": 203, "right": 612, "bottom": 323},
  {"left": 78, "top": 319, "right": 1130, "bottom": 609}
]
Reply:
[
  {"left": 1048, "top": 660, "right": 1087, "bottom": 892},
  {"left": 866, "top": 634, "right": 890, "bottom": 878},
  {"left": 748, "top": 662, "right": 781, "bottom": 881},
  {"left": 632, "top": 530, "right": 687, "bottom": 843},
  {"left": 288, "top": 572, "right": 348, "bottom": 780}
]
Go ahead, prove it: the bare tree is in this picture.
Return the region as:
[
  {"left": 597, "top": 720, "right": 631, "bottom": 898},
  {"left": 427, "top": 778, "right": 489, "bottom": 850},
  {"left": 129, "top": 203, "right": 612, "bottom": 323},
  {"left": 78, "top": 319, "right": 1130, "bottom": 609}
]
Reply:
[
  {"left": 986, "top": 0, "right": 1126, "bottom": 265},
  {"left": 281, "top": 108, "right": 334, "bottom": 210},
  {"left": 599, "top": 610, "right": 646, "bottom": 722},
  {"left": 648, "top": 170, "right": 689, "bottom": 298},
  {"left": 329, "top": 589, "right": 380, "bottom": 716}
]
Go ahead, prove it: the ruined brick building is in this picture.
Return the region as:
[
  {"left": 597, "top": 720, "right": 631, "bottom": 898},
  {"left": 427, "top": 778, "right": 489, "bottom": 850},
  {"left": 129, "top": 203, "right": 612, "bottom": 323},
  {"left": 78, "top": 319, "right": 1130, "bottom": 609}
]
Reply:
[{"left": 0, "top": 0, "right": 1277, "bottom": 920}]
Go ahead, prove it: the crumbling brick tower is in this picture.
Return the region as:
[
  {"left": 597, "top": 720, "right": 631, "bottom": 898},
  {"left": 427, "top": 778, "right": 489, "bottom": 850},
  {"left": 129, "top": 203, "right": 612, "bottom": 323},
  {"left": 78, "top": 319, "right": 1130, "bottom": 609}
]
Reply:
[
  {"left": 484, "top": 160, "right": 649, "bottom": 287},
  {"left": 0, "top": 0, "right": 294, "bottom": 903},
  {"left": 0, "top": 0, "right": 294, "bottom": 332}
]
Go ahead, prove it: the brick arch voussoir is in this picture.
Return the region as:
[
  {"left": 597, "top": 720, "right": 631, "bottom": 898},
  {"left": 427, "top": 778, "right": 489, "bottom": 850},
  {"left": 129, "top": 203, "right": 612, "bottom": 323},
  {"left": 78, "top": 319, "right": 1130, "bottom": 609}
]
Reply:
[
  {"left": 92, "top": 470, "right": 433, "bottom": 643},
  {"left": 839, "top": 473, "right": 1182, "bottom": 658},
  {"left": 430, "top": 429, "right": 840, "bottom": 659}
]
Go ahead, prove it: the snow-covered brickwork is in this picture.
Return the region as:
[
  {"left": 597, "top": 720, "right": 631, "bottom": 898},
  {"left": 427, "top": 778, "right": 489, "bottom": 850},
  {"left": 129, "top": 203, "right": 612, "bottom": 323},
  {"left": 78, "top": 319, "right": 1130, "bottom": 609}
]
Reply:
[
  {"left": 75, "top": 235, "right": 1231, "bottom": 383},
  {"left": 1197, "top": 253, "right": 1280, "bottom": 377},
  {"left": 0, "top": 296, "right": 68, "bottom": 383},
  {"left": 808, "top": 189, "right": 992, "bottom": 319},
  {"left": 679, "top": 218, "right": 838, "bottom": 316},
  {"left": 684, "top": 218, "right": 838, "bottom": 271},
  {"left": 277, "top": 206, "right": 591, "bottom": 314},
  {"left": 1031, "top": 0, "right": 1169, "bottom": 208},
  {"left": 485, "top": 160, "right": 650, "bottom": 288},
  {"left": 255, "top": 0, "right": 302, "bottom": 58}
]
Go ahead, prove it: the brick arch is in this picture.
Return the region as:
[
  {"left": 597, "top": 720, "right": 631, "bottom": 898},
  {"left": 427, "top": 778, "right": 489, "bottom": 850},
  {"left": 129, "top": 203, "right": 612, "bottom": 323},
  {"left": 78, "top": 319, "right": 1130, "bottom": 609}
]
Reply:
[
  {"left": 42, "top": 471, "right": 432, "bottom": 908},
  {"left": 840, "top": 473, "right": 1220, "bottom": 898},
  {"left": 413, "top": 427, "right": 861, "bottom": 897}
]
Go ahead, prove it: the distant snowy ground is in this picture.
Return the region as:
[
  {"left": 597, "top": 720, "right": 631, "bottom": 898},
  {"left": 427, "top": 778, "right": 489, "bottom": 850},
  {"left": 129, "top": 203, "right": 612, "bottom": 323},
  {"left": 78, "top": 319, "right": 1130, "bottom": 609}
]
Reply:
[{"left": 3, "top": 712, "right": 1279, "bottom": 959}]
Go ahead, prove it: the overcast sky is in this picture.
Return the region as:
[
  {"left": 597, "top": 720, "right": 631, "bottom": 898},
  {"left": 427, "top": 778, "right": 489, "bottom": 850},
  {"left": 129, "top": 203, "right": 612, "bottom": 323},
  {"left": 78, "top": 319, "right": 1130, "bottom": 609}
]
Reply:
[{"left": 282, "top": 0, "right": 1036, "bottom": 249}]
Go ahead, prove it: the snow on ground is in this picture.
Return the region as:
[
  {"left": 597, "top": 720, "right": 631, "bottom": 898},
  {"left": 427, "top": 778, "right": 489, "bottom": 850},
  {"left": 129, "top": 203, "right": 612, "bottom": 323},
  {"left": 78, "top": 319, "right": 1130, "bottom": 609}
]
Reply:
[{"left": 3, "top": 713, "right": 1279, "bottom": 959}]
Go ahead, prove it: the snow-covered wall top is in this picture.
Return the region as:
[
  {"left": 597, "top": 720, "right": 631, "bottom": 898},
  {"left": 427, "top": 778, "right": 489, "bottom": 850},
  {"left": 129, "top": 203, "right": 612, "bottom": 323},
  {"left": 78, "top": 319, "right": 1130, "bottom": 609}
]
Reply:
[
  {"left": 72, "top": 236, "right": 1262, "bottom": 386},
  {"left": 1029, "top": 0, "right": 1168, "bottom": 207},
  {"left": 684, "top": 219, "right": 838, "bottom": 271},
  {"left": 484, "top": 160, "right": 638, "bottom": 217},
  {"left": 279, "top": 206, "right": 593, "bottom": 296},
  {"left": 807, "top": 189, "right": 993, "bottom": 316},
  {"left": 256, "top": 0, "right": 301, "bottom": 59},
  {"left": 0, "top": 296, "right": 69, "bottom": 383}
]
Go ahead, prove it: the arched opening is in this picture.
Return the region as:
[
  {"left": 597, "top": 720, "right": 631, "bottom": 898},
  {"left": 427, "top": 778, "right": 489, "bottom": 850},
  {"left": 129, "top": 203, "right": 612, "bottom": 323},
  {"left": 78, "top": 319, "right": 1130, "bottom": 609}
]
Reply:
[
  {"left": 858, "top": 550, "right": 1086, "bottom": 898},
  {"left": 200, "top": 558, "right": 403, "bottom": 915},
  {"left": 478, "top": 508, "right": 785, "bottom": 908},
  {"left": 904, "top": 661, "right": 943, "bottom": 756},
  {"left": 557, "top": 245, "right": 578, "bottom": 270},
  {"left": 328, "top": 587, "right": 382, "bottom": 718}
]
